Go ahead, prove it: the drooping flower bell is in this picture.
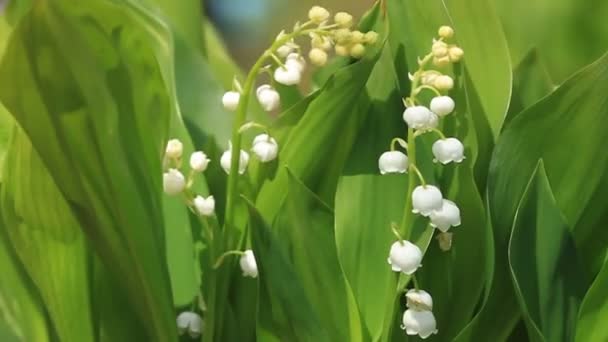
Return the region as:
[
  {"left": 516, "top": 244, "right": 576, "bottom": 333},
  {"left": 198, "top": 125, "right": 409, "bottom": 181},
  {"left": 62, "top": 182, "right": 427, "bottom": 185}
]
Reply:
[
  {"left": 165, "top": 139, "right": 183, "bottom": 159},
  {"left": 403, "top": 106, "right": 434, "bottom": 130},
  {"left": 220, "top": 144, "right": 250, "bottom": 174},
  {"left": 240, "top": 249, "right": 258, "bottom": 278},
  {"left": 256, "top": 85, "right": 281, "bottom": 111},
  {"left": 402, "top": 309, "right": 438, "bottom": 339},
  {"left": 190, "top": 151, "right": 210, "bottom": 172},
  {"left": 274, "top": 64, "right": 302, "bottom": 86},
  {"left": 222, "top": 91, "right": 240, "bottom": 111},
  {"left": 378, "top": 151, "right": 408, "bottom": 174},
  {"left": 430, "top": 96, "right": 455, "bottom": 117},
  {"left": 432, "top": 138, "right": 465, "bottom": 164},
  {"left": 163, "top": 169, "right": 186, "bottom": 195},
  {"left": 177, "top": 311, "right": 203, "bottom": 338},
  {"left": 429, "top": 199, "right": 461, "bottom": 232},
  {"left": 387, "top": 240, "right": 423, "bottom": 275},
  {"left": 406, "top": 289, "right": 433, "bottom": 311},
  {"left": 412, "top": 185, "right": 443, "bottom": 216},
  {"left": 285, "top": 53, "right": 306, "bottom": 73},
  {"left": 251, "top": 134, "right": 279, "bottom": 162},
  {"left": 193, "top": 195, "right": 215, "bottom": 217}
]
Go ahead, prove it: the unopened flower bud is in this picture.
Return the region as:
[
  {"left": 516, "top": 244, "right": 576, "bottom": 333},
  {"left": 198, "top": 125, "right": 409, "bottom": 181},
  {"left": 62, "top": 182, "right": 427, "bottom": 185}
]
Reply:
[
  {"left": 351, "top": 30, "right": 365, "bottom": 44},
  {"left": 334, "top": 11, "right": 353, "bottom": 28},
  {"left": 402, "top": 309, "right": 438, "bottom": 339},
  {"left": 251, "top": 134, "right": 278, "bottom": 162},
  {"left": 448, "top": 46, "right": 464, "bottom": 62},
  {"left": 406, "top": 289, "right": 433, "bottom": 311},
  {"left": 434, "top": 75, "right": 454, "bottom": 91},
  {"left": 276, "top": 44, "right": 293, "bottom": 58},
  {"left": 334, "top": 28, "right": 352, "bottom": 45},
  {"left": 222, "top": 91, "right": 240, "bottom": 111},
  {"left": 388, "top": 240, "right": 423, "bottom": 274},
  {"left": 256, "top": 85, "right": 281, "bottom": 111},
  {"left": 308, "top": 6, "right": 330, "bottom": 24},
  {"left": 438, "top": 25, "right": 454, "bottom": 39},
  {"left": 177, "top": 311, "right": 203, "bottom": 338},
  {"left": 193, "top": 195, "right": 215, "bottom": 216},
  {"left": 309, "top": 48, "right": 328, "bottom": 66},
  {"left": 364, "top": 31, "right": 379, "bottom": 44},
  {"left": 433, "top": 56, "right": 451, "bottom": 68},
  {"left": 165, "top": 139, "right": 183, "bottom": 159},
  {"left": 412, "top": 185, "right": 443, "bottom": 216},
  {"left": 335, "top": 44, "right": 349, "bottom": 56},
  {"left": 240, "top": 250, "right": 258, "bottom": 278},
  {"left": 430, "top": 96, "right": 455, "bottom": 116},
  {"left": 220, "top": 145, "right": 250, "bottom": 174},
  {"left": 350, "top": 43, "right": 366, "bottom": 58},
  {"left": 163, "top": 169, "right": 186, "bottom": 195},
  {"left": 190, "top": 151, "right": 210, "bottom": 172},
  {"left": 311, "top": 34, "right": 332, "bottom": 51},
  {"left": 421, "top": 71, "right": 441, "bottom": 86},
  {"left": 432, "top": 137, "right": 465, "bottom": 164},
  {"left": 437, "top": 232, "right": 453, "bottom": 251},
  {"left": 432, "top": 41, "right": 448, "bottom": 58},
  {"left": 379, "top": 151, "right": 409, "bottom": 174}
]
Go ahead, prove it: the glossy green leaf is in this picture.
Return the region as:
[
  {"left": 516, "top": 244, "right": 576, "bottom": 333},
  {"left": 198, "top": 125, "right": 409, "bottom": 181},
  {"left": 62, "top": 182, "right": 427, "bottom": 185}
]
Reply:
[
  {"left": 508, "top": 161, "right": 585, "bottom": 342},
  {"left": 576, "top": 258, "right": 608, "bottom": 342},
  {"left": 0, "top": 1, "right": 179, "bottom": 340},
  {"left": 244, "top": 198, "right": 330, "bottom": 342},
  {"left": 1, "top": 129, "right": 94, "bottom": 342}
]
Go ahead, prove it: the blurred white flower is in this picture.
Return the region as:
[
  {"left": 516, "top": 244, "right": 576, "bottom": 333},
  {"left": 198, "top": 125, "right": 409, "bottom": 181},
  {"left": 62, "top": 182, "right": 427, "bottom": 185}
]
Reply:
[
  {"left": 251, "top": 134, "right": 278, "bottom": 162},
  {"left": 402, "top": 309, "right": 438, "bottom": 339},
  {"left": 274, "top": 64, "right": 301, "bottom": 86},
  {"left": 165, "top": 139, "right": 183, "bottom": 159},
  {"left": 378, "top": 151, "right": 409, "bottom": 174},
  {"left": 189, "top": 151, "right": 210, "bottom": 172},
  {"left": 430, "top": 199, "right": 461, "bottom": 232},
  {"left": 177, "top": 311, "right": 203, "bottom": 338},
  {"left": 222, "top": 91, "right": 240, "bottom": 111},
  {"left": 256, "top": 85, "right": 281, "bottom": 111},
  {"left": 430, "top": 96, "right": 455, "bottom": 117},
  {"left": 406, "top": 289, "right": 433, "bottom": 311},
  {"left": 387, "top": 240, "right": 423, "bottom": 275},
  {"left": 240, "top": 249, "right": 258, "bottom": 278},
  {"left": 220, "top": 144, "right": 250, "bottom": 174},
  {"left": 163, "top": 169, "right": 186, "bottom": 195},
  {"left": 432, "top": 138, "right": 465, "bottom": 164},
  {"left": 412, "top": 185, "right": 443, "bottom": 216},
  {"left": 285, "top": 53, "right": 306, "bottom": 73},
  {"left": 193, "top": 195, "right": 215, "bottom": 216}
]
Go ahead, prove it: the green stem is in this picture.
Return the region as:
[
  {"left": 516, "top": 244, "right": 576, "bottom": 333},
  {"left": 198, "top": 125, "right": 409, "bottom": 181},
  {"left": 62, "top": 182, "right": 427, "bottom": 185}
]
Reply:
[
  {"left": 213, "top": 250, "right": 245, "bottom": 269},
  {"left": 415, "top": 84, "right": 442, "bottom": 97},
  {"left": 399, "top": 127, "right": 416, "bottom": 237},
  {"left": 409, "top": 164, "right": 426, "bottom": 186},
  {"left": 411, "top": 274, "right": 420, "bottom": 290},
  {"left": 390, "top": 137, "right": 408, "bottom": 151}
]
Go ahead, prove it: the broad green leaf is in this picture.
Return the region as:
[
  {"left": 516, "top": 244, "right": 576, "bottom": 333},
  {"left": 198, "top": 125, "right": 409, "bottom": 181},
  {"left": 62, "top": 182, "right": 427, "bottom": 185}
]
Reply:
[
  {"left": 0, "top": 1, "right": 179, "bottom": 340},
  {"left": 244, "top": 198, "right": 330, "bottom": 342},
  {"left": 1, "top": 129, "right": 94, "bottom": 342},
  {"left": 443, "top": 0, "right": 512, "bottom": 135},
  {"left": 576, "top": 258, "right": 608, "bottom": 342},
  {"left": 508, "top": 161, "right": 585, "bottom": 342}
]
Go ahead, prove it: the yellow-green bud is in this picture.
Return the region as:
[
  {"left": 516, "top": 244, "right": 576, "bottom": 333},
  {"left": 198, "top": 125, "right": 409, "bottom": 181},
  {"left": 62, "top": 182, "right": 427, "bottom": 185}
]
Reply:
[
  {"left": 350, "top": 43, "right": 366, "bottom": 58},
  {"left": 448, "top": 46, "right": 464, "bottom": 62},
  {"left": 434, "top": 75, "right": 454, "bottom": 91},
  {"left": 334, "top": 28, "right": 352, "bottom": 45},
  {"left": 364, "top": 31, "right": 379, "bottom": 44},
  {"left": 310, "top": 34, "right": 332, "bottom": 51},
  {"left": 433, "top": 56, "right": 451, "bottom": 68},
  {"left": 309, "top": 48, "right": 328, "bottom": 66},
  {"left": 308, "top": 6, "right": 330, "bottom": 24},
  {"left": 432, "top": 41, "right": 448, "bottom": 58},
  {"left": 421, "top": 71, "right": 441, "bottom": 85},
  {"left": 335, "top": 44, "right": 350, "bottom": 56},
  {"left": 438, "top": 25, "right": 454, "bottom": 39},
  {"left": 334, "top": 12, "right": 353, "bottom": 28},
  {"left": 351, "top": 30, "right": 365, "bottom": 44}
]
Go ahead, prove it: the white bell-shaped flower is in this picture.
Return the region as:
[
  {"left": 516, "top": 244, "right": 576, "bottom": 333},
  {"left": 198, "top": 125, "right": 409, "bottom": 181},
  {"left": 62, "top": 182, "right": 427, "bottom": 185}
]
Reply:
[
  {"left": 430, "top": 199, "right": 461, "bottom": 232},
  {"left": 406, "top": 289, "right": 433, "bottom": 311},
  {"left": 423, "top": 113, "right": 439, "bottom": 131},
  {"left": 378, "top": 151, "right": 408, "bottom": 174},
  {"left": 165, "top": 139, "right": 183, "bottom": 159},
  {"left": 251, "top": 134, "right": 278, "bottom": 162},
  {"left": 177, "top": 311, "right": 203, "bottom": 338},
  {"left": 403, "top": 106, "right": 434, "bottom": 130},
  {"left": 222, "top": 91, "right": 240, "bottom": 111},
  {"left": 402, "top": 309, "right": 438, "bottom": 339},
  {"left": 256, "top": 85, "right": 281, "bottom": 111},
  {"left": 240, "top": 249, "right": 258, "bottom": 278},
  {"left": 432, "top": 138, "right": 465, "bottom": 164},
  {"left": 220, "top": 144, "right": 250, "bottom": 174},
  {"left": 190, "top": 151, "right": 210, "bottom": 172},
  {"left": 430, "top": 96, "right": 455, "bottom": 117},
  {"left": 285, "top": 53, "right": 306, "bottom": 73},
  {"left": 193, "top": 195, "right": 215, "bottom": 216},
  {"left": 387, "top": 240, "right": 423, "bottom": 275},
  {"left": 274, "top": 64, "right": 301, "bottom": 86},
  {"left": 412, "top": 185, "right": 443, "bottom": 216},
  {"left": 163, "top": 169, "right": 186, "bottom": 195}
]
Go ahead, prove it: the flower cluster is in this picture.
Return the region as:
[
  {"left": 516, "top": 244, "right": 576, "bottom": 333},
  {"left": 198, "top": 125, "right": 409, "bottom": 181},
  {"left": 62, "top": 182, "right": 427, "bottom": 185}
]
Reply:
[{"left": 381, "top": 25, "right": 464, "bottom": 338}]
